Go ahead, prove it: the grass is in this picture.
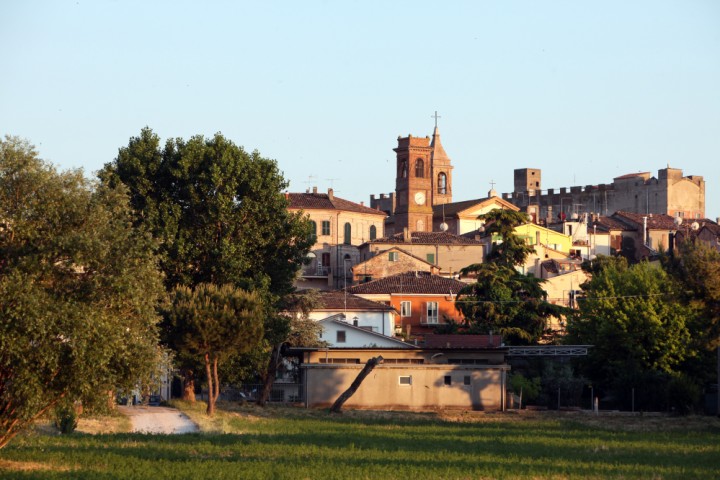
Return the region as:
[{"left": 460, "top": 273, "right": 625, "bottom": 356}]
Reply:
[{"left": 1, "top": 402, "right": 719, "bottom": 479}]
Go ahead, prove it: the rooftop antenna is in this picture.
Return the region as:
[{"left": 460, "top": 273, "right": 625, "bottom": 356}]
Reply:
[{"left": 325, "top": 178, "right": 339, "bottom": 189}]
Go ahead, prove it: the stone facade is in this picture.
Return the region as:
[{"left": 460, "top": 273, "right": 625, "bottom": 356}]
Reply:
[{"left": 507, "top": 167, "right": 705, "bottom": 222}]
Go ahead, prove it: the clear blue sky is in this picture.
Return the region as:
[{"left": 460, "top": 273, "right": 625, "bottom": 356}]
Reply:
[{"left": 2, "top": 1, "right": 719, "bottom": 217}]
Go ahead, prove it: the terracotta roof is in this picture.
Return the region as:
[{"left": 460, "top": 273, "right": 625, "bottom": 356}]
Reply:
[
  {"left": 314, "top": 291, "right": 395, "bottom": 311},
  {"left": 287, "top": 192, "right": 386, "bottom": 216},
  {"left": 430, "top": 126, "right": 450, "bottom": 162},
  {"left": 613, "top": 172, "right": 650, "bottom": 180},
  {"left": 369, "top": 231, "right": 484, "bottom": 245},
  {"left": 592, "top": 215, "right": 636, "bottom": 232},
  {"left": 347, "top": 271, "right": 466, "bottom": 295},
  {"left": 613, "top": 211, "right": 678, "bottom": 230},
  {"left": 423, "top": 334, "right": 503, "bottom": 349},
  {"left": 432, "top": 197, "right": 518, "bottom": 217}
]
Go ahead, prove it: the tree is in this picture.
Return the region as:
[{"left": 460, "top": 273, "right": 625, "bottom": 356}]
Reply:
[
  {"left": 0, "top": 136, "right": 164, "bottom": 448},
  {"left": 165, "top": 283, "right": 264, "bottom": 415},
  {"left": 565, "top": 260, "right": 695, "bottom": 409},
  {"left": 479, "top": 209, "right": 534, "bottom": 268},
  {"left": 100, "top": 129, "right": 313, "bottom": 404},
  {"left": 454, "top": 209, "right": 562, "bottom": 344}
]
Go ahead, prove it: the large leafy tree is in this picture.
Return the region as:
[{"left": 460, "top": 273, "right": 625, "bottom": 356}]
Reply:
[
  {"left": 454, "top": 208, "right": 561, "bottom": 344},
  {"left": 565, "top": 259, "right": 695, "bottom": 409},
  {"left": 165, "top": 284, "right": 264, "bottom": 415},
  {"left": 0, "top": 136, "right": 164, "bottom": 448},
  {"left": 100, "top": 128, "right": 313, "bottom": 402}
]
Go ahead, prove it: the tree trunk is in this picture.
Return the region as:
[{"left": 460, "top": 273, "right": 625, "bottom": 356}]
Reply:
[
  {"left": 204, "top": 353, "right": 214, "bottom": 416},
  {"left": 330, "top": 356, "right": 383, "bottom": 414},
  {"left": 212, "top": 357, "right": 220, "bottom": 406},
  {"left": 182, "top": 369, "right": 196, "bottom": 403},
  {"left": 257, "top": 343, "right": 282, "bottom": 407}
]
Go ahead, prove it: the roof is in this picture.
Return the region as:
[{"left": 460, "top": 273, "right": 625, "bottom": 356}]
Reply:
[
  {"left": 430, "top": 126, "right": 450, "bottom": 163},
  {"left": 368, "top": 231, "right": 484, "bottom": 246},
  {"left": 613, "top": 211, "right": 678, "bottom": 230},
  {"left": 314, "top": 291, "right": 395, "bottom": 311},
  {"left": 287, "top": 192, "right": 386, "bottom": 217},
  {"left": 347, "top": 271, "right": 466, "bottom": 295},
  {"left": 432, "top": 197, "right": 519, "bottom": 217},
  {"left": 613, "top": 172, "right": 650, "bottom": 181},
  {"left": 423, "top": 334, "right": 503, "bottom": 349},
  {"left": 592, "top": 215, "right": 636, "bottom": 232}
]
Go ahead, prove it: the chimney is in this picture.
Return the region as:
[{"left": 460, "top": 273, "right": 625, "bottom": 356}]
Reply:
[
  {"left": 328, "top": 188, "right": 334, "bottom": 200},
  {"left": 403, "top": 227, "right": 411, "bottom": 242},
  {"left": 360, "top": 201, "right": 364, "bottom": 206},
  {"left": 313, "top": 186, "right": 318, "bottom": 194},
  {"left": 284, "top": 192, "right": 289, "bottom": 200}
]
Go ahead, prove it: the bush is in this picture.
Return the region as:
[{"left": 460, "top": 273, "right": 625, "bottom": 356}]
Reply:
[
  {"left": 667, "top": 375, "right": 701, "bottom": 415},
  {"left": 54, "top": 405, "right": 78, "bottom": 434},
  {"left": 509, "top": 373, "right": 541, "bottom": 404}
]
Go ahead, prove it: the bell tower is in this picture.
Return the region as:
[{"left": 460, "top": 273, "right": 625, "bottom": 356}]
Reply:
[{"left": 394, "top": 134, "right": 433, "bottom": 232}]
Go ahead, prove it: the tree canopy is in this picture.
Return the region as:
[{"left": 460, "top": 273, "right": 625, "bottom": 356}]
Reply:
[
  {"left": 165, "top": 283, "right": 264, "bottom": 415},
  {"left": 0, "top": 136, "right": 165, "bottom": 448},
  {"left": 454, "top": 208, "right": 560, "bottom": 344}
]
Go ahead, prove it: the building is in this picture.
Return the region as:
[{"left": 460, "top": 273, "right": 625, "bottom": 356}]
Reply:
[
  {"left": 351, "top": 246, "right": 440, "bottom": 284},
  {"left": 431, "top": 195, "right": 519, "bottom": 235},
  {"left": 306, "top": 290, "right": 397, "bottom": 337},
  {"left": 506, "top": 167, "right": 706, "bottom": 222},
  {"left": 360, "top": 230, "right": 486, "bottom": 277},
  {"left": 346, "top": 271, "right": 467, "bottom": 338},
  {"left": 371, "top": 126, "right": 454, "bottom": 234},
  {"left": 288, "top": 188, "right": 387, "bottom": 289},
  {"left": 317, "top": 315, "right": 411, "bottom": 348},
  {"left": 298, "top": 335, "right": 509, "bottom": 411}
]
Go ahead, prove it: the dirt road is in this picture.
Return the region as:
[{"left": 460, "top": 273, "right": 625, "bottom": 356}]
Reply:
[{"left": 118, "top": 406, "right": 198, "bottom": 434}]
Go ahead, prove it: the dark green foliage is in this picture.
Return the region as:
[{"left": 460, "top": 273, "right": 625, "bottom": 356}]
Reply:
[
  {"left": 53, "top": 404, "right": 78, "bottom": 434},
  {"left": 479, "top": 209, "right": 535, "bottom": 268},
  {"left": 0, "top": 136, "right": 165, "bottom": 448},
  {"left": 666, "top": 375, "right": 702, "bottom": 415},
  {"left": 457, "top": 263, "right": 564, "bottom": 344},
  {"left": 165, "top": 283, "right": 264, "bottom": 415},
  {"left": 509, "top": 373, "right": 541, "bottom": 404}
]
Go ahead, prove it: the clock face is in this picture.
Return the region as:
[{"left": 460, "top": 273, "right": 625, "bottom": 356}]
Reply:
[{"left": 414, "top": 192, "right": 426, "bottom": 205}]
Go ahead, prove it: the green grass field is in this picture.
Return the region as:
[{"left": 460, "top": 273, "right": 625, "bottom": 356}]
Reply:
[{"left": 1, "top": 402, "right": 719, "bottom": 479}]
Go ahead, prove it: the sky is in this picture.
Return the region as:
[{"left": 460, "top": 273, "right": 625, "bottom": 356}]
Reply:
[{"left": 2, "top": 1, "right": 719, "bottom": 217}]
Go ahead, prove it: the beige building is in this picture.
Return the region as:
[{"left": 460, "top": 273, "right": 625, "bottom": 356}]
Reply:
[
  {"left": 288, "top": 188, "right": 387, "bottom": 290},
  {"left": 299, "top": 336, "right": 509, "bottom": 411},
  {"left": 351, "top": 246, "right": 439, "bottom": 284},
  {"left": 507, "top": 167, "right": 706, "bottom": 222},
  {"left": 431, "top": 195, "right": 519, "bottom": 235},
  {"left": 359, "top": 230, "right": 485, "bottom": 277}
]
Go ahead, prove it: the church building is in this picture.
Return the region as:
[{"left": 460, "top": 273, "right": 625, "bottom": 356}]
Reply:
[{"left": 371, "top": 124, "right": 454, "bottom": 235}]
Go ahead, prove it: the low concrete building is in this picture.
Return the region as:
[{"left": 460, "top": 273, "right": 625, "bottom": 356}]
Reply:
[{"left": 299, "top": 335, "right": 509, "bottom": 411}]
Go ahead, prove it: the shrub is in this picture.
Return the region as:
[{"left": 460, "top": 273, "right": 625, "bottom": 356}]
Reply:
[
  {"left": 54, "top": 405, "right": 78, "bottom": 434},
  {"left": 667, "top": 375, "right": 701, "bottom": 415}
]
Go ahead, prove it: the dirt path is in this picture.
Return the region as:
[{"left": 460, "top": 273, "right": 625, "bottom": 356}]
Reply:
[{"left": 118, "top": 406, "right": 198, "bottom": 434}]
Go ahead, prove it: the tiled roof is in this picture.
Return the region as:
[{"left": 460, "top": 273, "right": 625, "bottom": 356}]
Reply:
[
  {"left": 432, "top": 197, "right": 518, "bottom": 217},
  {"left": 592, "top": 215, "right": 636, "bottom": 232},
  {"left": 369, "top": 231, "right": 484, "bottom": 245},
  {"left": 314, "top": 291, "right": 395, "bottom": 311},
  {"left": 614, "top": 172, "right": 650, "bottom": 180},
  {"left": 347, "top": 271, "right": 466, "bottom": 295},
  {"left": 423, "top": 334, "right": 503, "bottom": 349},
  {"left": 287, "top": 192, "right": 386, "bottom": 216},
  {"left": 613, "top": 211, "right": 678, "bottom": 230}
]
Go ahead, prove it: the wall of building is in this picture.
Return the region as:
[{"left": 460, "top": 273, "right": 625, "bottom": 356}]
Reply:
[
  {"left": 303, "top": 363, "right": 507, "bottom": 411},
  {"left": 390, "top": 294, "right": 463, "bottom": 336},
  {"left": 360, "top": 243, "right": 485, "bottom": 276},
  {"left": 354, "top": 250, "right": 437, "bottom": 283},
  {"left": 308, "top": 311, "right": 395, "bottom": 338}
]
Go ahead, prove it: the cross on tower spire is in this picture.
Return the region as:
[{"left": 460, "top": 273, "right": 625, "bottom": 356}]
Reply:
[{"left": 431, "top": 110, "right": 441, "bottom": 128}]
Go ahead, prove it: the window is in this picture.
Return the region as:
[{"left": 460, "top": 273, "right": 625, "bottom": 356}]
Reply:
[
  {"left": 438, "top": 173, "right": 447, "bottom": 194},
  {"left": 426, "top": 253, "right": 435, "bottom": 264},
  {"left": 426, "top": 302, "right": 439, "bottom": 324},
  {"left": 388, "top": 251, "right": 399, "bottom": 262},
  {"left": 321, "top": 220, "right": 331, "bottom": 236},
  {"left": 370, "top": 225, "right": 377, "bottom": 240},
  {"left": 400, "top": 160, "right": 407, "bottom": 178},
  {"left": 399, "top": 375, "right": 412, "bottom": 386},
  {"left": 463, "top": 376, "right": 471, "bottom": 386},
  {"left": 336, "top": 331, "right": 346, "bottom": 343},
  {"left": 309, "top": 220, "right": 317, "bottom": 242},
  {"left": 416, "top": 219, "right": 424, "bottom": 231},
  {"left": 343, "top": 222, "right": 351, "bottom": 244},
  {"left": 400, "top": 301, "right": 411, "bottom": 317},
  {"left": 444, "top": 375, "right": 451, "bottom": 386},
  {"left": 415, "top": 158, "right": 424, "bottom": 178}
]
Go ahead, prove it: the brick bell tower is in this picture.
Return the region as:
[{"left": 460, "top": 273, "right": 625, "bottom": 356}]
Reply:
[
  {"left": 393, "top": 114, "right": 453, "bottom": 232},
  {"left": 394, "top": 134, "right": 434, "bottom": 232}
]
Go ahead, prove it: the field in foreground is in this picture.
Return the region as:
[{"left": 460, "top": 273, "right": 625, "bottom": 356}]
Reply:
[{"left": 1, "top": 402, "right": 719, "bottom": 479}]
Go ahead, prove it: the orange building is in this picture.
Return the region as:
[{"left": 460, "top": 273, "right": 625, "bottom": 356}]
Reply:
[{"left": 346, "top": 271, "right": 466, "bottom": 338}]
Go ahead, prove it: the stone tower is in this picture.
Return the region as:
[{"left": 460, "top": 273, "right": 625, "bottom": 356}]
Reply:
[{"left": 393, "top": 126, "right": 453, "bottom": 232}]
